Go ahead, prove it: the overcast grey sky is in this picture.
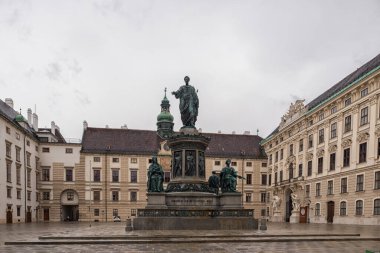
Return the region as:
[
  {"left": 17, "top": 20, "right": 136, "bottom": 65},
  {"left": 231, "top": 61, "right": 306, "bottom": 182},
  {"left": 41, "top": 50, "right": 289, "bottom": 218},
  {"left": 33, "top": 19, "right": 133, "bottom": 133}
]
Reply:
[{"left": 1, "top": 0, "right": 380, "bottom": 140}]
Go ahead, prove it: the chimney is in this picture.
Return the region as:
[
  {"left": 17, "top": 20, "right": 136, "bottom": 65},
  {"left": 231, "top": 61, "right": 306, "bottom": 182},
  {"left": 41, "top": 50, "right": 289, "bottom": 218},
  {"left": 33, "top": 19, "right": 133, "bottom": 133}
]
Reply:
[
  {"left": 217, "top": 130, "right": 221, "bottom": 134},
  {"left": 32, "top": 113, "right": 38, "bottom": 130},
  {"left": 4, "top": 98, "right": 14, "bottom": 109},
  {"left": 105, "top": 125, "right": 109, "bottom": 128},
  {"left": 244, "top": 131, "right": 250, "bottom": 135},
  {"left": 51, "top": 121, "right": 56, "bottom": 134},
  {"left": 232, "top": 131, "right": 236, "bottom": 134},
  {"left": 27, "top": 108, "right": 32, "bottom": 125},
  {"left": 83, "top": 120, "right": 88, "bottom": 130},
  {"left": 121, "top": 124, "right": 128, "bottom": 129},
  {"left": 198, "top": 128, "right": 202, "bottom": 133}
]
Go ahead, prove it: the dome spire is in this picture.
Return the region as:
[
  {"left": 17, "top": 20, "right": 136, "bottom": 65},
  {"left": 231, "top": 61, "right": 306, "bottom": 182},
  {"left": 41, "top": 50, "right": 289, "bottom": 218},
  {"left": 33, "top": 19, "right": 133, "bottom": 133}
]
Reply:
[{"left": 157, "top": 87, "right": 174, "bottom": 139}]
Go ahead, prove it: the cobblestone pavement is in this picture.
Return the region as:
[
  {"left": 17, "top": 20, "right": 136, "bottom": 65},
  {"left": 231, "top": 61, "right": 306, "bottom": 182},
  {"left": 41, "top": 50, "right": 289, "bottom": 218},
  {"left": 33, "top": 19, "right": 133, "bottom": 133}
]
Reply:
[{"left": 0, "top": 222, "right": 379, "bottom": 252}]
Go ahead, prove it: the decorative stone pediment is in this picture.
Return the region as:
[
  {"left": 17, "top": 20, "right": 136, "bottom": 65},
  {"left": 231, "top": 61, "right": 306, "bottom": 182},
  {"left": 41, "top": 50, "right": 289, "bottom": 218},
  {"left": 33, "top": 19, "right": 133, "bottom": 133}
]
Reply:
[
  {"left": 342, "top": 138, "right": 352, "bottom": 148},
  {"left": 287, "top": 155, "right": 296, "bottom": 164},
  {"left": 370, "top": 95, "right": 378, "bottom": 105},
  {"left": 357, "top": 132, "right": 369, "bottom": 143},
  {"left": 298, "top": 154, "right": 303, "bottom": 160},
  {"left": 316, "top": 149, "right": 324, "bottom": 157},
  {"left": 328, "top": 144, "right": 337, "bottom": 153},
  {"left": 279, "top": 99, "right": 306, "bottom": 129},
  {"left": 306, "top": 152, "right": 313, "bottom": 161},
  {"left": 274, "top": 165, "right": 278, "bottom": 172}
]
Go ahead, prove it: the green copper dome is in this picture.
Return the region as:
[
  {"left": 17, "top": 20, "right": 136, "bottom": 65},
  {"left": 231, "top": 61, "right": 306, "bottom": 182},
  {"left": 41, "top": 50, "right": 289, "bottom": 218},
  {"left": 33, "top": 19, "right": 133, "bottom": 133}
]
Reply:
[
  {"left": 15, "top": 114, "right": 26, "bottom": 122},
  {"left": 157, "top": 111, "right": 174, "bottom": 122}
]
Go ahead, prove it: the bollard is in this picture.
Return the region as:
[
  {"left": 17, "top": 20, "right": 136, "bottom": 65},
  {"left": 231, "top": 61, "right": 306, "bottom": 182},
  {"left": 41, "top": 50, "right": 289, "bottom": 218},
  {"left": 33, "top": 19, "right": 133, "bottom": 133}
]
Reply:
[
  {"left": 125, "top": 218, "right": 133, "bottom": 231},
  {"left": 259, "top": 218, "right": 267, "bottom": 230}
]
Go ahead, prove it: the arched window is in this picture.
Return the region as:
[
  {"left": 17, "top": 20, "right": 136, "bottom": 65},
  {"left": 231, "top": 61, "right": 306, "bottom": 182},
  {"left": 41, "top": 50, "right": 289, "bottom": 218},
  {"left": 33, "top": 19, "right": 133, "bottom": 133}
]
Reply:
[
  {"left": 340, "top": 201, "right": 347, "bottom": 216},
  {"left": 315, "top": 203, "right": 320, "bottom": 216},
  {"left": 374, "top": 199, "right": 380, "bottom": 215},
  {"left": 355, "top": 200, "right": 363, "bottom": 216}
]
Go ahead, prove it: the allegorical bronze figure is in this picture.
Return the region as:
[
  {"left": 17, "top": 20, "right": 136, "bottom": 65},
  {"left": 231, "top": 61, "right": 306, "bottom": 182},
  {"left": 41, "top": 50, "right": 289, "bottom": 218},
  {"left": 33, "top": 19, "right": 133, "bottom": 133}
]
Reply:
[
  {"left": 172, "top": 76, "right": 199, "bottom": 128},
  {"left": 147, "top": 156, "right": 164, "bottom": 192}
]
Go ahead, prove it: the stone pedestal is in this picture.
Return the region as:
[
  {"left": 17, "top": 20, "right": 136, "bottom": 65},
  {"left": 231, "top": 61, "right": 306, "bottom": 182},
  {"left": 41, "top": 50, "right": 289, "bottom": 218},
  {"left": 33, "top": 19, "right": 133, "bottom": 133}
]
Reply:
[
  {"left": 272, "top": 211, "right": 283, "bottom": 222},
  {"left": 146, "top": 193, "right": 167, "bottom": 209},
  {"left": 289, "top": 210, "right": 300, "bottom": 223},
  {"left": 220, "top": 192, "right": 243, "bottom": 209}
]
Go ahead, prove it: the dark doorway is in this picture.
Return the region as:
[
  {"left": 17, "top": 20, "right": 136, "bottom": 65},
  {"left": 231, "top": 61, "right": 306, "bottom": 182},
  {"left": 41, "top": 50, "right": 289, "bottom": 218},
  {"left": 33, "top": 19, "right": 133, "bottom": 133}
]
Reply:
[
  {"left": 43, "top": 208, "right": 49, "bottom": 221},
  {"left": 327, "top": 201, "right": 335, "bottom": 223},
  {"left": 26, "top": 211, "right": 32, "bottom": 223},
  {"left": 62, "top": 205, "right": 79, "bottom": 221},
  {"left": 300, "top": 206, "right": 308, "bottom": 223},
  {"left": 285, "top": 189, "right": 293, "bottom": 222},
  {"left": 6, "top": 210, "right": 12, "bottom": 224}
]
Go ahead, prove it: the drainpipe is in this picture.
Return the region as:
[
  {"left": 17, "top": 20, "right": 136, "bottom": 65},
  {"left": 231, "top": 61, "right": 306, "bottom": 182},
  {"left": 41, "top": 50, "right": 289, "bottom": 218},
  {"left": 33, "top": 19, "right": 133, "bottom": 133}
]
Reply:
[{"left": 23, "top": 134, "right": 27, "bottom": 222}]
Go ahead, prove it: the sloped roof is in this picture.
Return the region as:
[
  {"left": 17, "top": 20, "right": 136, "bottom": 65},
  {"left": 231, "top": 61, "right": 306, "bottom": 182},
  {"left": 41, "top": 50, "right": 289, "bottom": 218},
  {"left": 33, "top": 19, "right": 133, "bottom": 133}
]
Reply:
[
  {"left": 81, "top": 127, "right": 266, "bottom": 159},
  {"left": 0, "top": 99, "right": 38, "bottom": 139},
  {"left": 263, "top": 53, "right": 380, "bottom": 143},
  {"left": 307, "top": 53, "right": 380, "bottom": 111}
]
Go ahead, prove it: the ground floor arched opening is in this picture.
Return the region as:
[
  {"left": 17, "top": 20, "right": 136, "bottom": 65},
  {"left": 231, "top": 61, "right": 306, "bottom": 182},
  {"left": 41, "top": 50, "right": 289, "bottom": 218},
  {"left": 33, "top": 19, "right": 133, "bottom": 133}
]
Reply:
[
  {"left": 285, "top": 188, "right": 293, "bottom": 222},
  {"left": 60, "top": 189, "right": 79, "bottom": 221}
]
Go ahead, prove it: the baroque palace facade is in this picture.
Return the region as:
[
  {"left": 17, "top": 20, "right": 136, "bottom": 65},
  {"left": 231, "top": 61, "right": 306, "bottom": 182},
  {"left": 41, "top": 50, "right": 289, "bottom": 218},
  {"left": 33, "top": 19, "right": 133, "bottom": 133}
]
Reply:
[
  {"left": 1, "top": 93, "right": 268, "bottom": 223},
  {"left": 262, "top": 53, "right": 380, "bottom": 225}
]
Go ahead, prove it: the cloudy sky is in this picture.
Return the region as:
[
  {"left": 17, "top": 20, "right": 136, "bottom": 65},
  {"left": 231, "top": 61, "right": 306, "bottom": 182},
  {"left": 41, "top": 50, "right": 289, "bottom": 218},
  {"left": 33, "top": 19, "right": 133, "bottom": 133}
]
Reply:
[{"left": 1, "top": 0, "right": 380, "bottom": 140}]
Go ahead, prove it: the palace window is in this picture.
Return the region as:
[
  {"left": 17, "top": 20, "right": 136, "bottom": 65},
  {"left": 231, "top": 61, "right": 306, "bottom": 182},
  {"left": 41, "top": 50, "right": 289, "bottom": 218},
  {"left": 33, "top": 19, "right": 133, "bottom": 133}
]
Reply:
[
  {"left": 94, "top": 209, "right": 100, "bottom": 216},
  {"left": 280, "top": 149, "right": 284, "bottom": 160},
  {"left": 279, "top": 170, "right": 283, "bottom": 182},
  {"left": 42, "top": 167, "right": 50, "bottom": 181},
  {"left": 330, "top": 123, "right": 337, "bottom": 139},
  {"left": 112, "top": 169, "right": 119, "bottom": 182},
  {"left": 261, "top": 192, "right": 266, "bottom": 203},
  {"left": 316, "top": 183, "right": 321, "bottom": 196},
  {"left": 344, "top": 97, "right": 351, "bottom": 107},
  {"left": 16, "top": 165, "right": 21, "bottom": 185},
  {"left": 360, "top": 107, "right": 369, "bottom": 126},
  {"left": 378, "top": 138, "right": 380, "bottom": 157},
  {"left": 27, "top": 168, "right": 31, "bottom": 187},
  {"left": 315, "top": 203, "right": 320, "bottom": 216},
  {"left": 360, "top": 87, "right": 368, "bottom": 97},
  {"left": 67, "top": 191, "right": 74, "bottom": 201},
  {"left": 375, "top": 171, "right": 380, "bottom": 189},
  {"left": 15, "top": 147, "right": 21, "bottom": 162},
  {"left": 298, "top": 164, "right": 303, "bottom": 177},
  {"left": 305, "top": 185, "right": 310, "bottom": 198},
  {"left": 308, "top": 134, "right": 313, "bottom": 148},
  {"left": 356, "top": 174, "right": 364, "bottom": 192},
  {"left": 319, "top": 113, "right": 324, "bottom": 121},
  {"left": 6, "top": 161, "right": 11, "bottom": 183},
  {"left": 329, "top": 153, "right": 336, "bottom": 171},
  {"left": 245, "top": 193, "right": 252, "bottom": 202},
  {"left": 318, "top": 129, "right": 324, "bottom": 144},
  {"left": 246, "top": 162, "right": 252, "bottom": 167},
  {"left": 246, "top": 174, "right": 252, "bottom": 185},
  {"left": 274, "top": 172, "right": 278, "bottom": 184},
  {"left": 65, "top": 168, "right": 73, "bottom": 182},
  {"left": 327, "top": 180, "right": 333, "bottom": 195},
  {"left": 113, "top": 209, "right": 118, "bottom": 217},
  {"left": 93, "top": 191, "right": 100, "bottom": 201},
  {"left": 231, "top": 161, "right": 237, "bottom": 166},
  {"left": 289, "top": 144, "right": 294, "bottom": 156},
  {"left": 341, "top": 178, "right": 348, "bottom": 193},
  {"left": 343, "top": 148, "right": 350, "bottom": 167},
  {"left": 359, "top": 142, "right": 367, "bottom": 163},
  {"left": 112, "top": 191, "right": 119, "bottom": 201},
  {"left": 7, "top": 187, "right": 12, "bottom": 198},
  {"left": 356, "top": 200, "right": 363, "bottom": 216},
  {"left": 26, "top": 152, "right": 31, "bottom": 167},
  {"left": 275, "top": 152, "right": 278, "bottom": 162},
  {"left": 261, "top": 174, "right": 267, "bottom": 185},
  {"left": 93, "top": 157, "right": 101, "bottom": 162},
  {"left": 374, "top": 199, "right": 380, "bottom": 215},
  {"left": 130, "top": 191, "right": 137, "bottom": 202},
  {"left": 17, "top": 189, "right": 21, "bottom": 199},
  {"left": 131, "top": 209, "right": 137, "bottom": 216},
  {"left": 65, "top": 148, "right": 73, "bottom": 154},
  {"left": 42, "top": 191, "right": 50, "bottom": 200},
  {"left": 261, "top": 162, "right": 267, "bottom": 167},
  {"left": 6, "top": 126, "right": 10, "bottom": 134},
  {"left": 307, "top": 161, "right": 312, "bottom": 176},
  {"left": 344, "top": 115, "right": 352, "bottom": 132},
  {"left": 331, "top": 106, "right": 337, "bottom": 114},
  {"left": 340, "top": 201, "right": 347, "bottom": 216},
  {"left": 112, "top": 157, "right": 119, "bottom": 163},
  {"left": 6, "top": 142, "right": 11, "bottom": 158},
  {"left": 214, "top": 160, "right": 221, "bottom": 166},
  {"left": 299, "top": 139, "right": 303, "bottom": 152},
  {"left": 130, "top": 170, "right": 138, "bottom": 183},
  {"left": 93, "top": 169, "right": 101, "bottom": 182},
  {"left": 42, "top": 147, "right": 50, "bottom": 153},
  {"left": 131, "top": 158, "right": 138, "bottom": 164},
  {"left": 317, "top": 157, "right": 323, "bottom": 174}
]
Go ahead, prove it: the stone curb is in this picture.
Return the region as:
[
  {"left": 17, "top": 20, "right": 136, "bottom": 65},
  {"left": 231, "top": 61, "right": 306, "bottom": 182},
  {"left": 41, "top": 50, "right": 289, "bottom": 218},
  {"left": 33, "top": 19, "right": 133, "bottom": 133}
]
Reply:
[
  {"left": 38, "top": 233, "right": 361, "bottom": 240},
  {"left": 5, "top": 237, "right": 380, "bottom": 245}
]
